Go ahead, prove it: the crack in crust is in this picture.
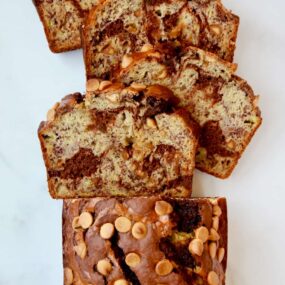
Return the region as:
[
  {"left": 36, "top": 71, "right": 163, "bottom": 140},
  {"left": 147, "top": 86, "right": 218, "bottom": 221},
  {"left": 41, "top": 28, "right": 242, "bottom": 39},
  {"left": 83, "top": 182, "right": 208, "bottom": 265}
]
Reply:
[{"left": 62, "top": 197, "right": 228, "bottom": 285}]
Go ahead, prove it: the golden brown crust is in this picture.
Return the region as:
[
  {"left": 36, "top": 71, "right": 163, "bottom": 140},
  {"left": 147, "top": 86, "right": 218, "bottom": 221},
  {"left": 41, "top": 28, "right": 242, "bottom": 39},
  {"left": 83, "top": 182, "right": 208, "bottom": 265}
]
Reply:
[
  {"left": 63, "top": 197, "right": 227, "bottom": 285},
  {"left": 33, "top": 0, "right": 96, "bottom": 52}
]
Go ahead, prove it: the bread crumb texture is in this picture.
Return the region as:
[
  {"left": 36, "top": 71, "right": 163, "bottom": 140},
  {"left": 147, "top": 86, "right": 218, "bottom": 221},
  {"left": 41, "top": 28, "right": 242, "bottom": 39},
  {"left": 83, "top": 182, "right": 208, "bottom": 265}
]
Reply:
[
  {"left": 116, "top": 47, "right": 262, "bottom": 178},
  {"left": 38, "top": 85, "right": 198, "bottom": 198}
]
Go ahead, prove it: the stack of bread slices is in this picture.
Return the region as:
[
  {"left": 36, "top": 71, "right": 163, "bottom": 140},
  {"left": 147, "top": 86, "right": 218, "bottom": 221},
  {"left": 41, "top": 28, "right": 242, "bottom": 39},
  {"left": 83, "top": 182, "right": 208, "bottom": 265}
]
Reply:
[{"left": 34, "top": 0, "right": 262, "bottom": 284}]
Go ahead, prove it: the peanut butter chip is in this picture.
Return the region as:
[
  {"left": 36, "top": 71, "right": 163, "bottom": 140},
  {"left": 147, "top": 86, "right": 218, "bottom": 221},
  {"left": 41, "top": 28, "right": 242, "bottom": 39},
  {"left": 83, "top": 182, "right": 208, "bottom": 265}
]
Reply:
[
  {"left": 207, "top": 271, "right": 220, "bottom": 285},
  {"left": 155, "top": 201, "right": 173, "bottom": 216},
  {"left": 64, "top": 267, "right": 73, "bottom": 285},
  {"left": 155, "top": 259, "right": 173, "bottom": 276},
  {"left": 125, "top": 252, "right": 141, "bottom": 267},
  {"left": 86, "top": 79, "right": 100, "bottom": 92},
  {"left": 209, "top": 228, "right": 220, "bottom": 241},
  {"left": 79, "top": 212, "right": 93, "bottom": 229},
  {"left": 212, "top": 216, "right": 219, "bottom": 231},
  {"left": 218, "top": 248, "right": 225, "bottom": 263},
  {"left": 195, "top": 226, "right": 209, "bottom": 243},
  {"left": 213, "top": 205, "right": 222, "bottom": 217},
  {"left": 132, "top": 222, "right": 147, "bottom": 239},
  {"left": 97, "top": 259, "right": 112, "bottom": 276},
  {"left": 74, "top": 242, "right": 87, "bottom": 259},
  {"left": 100, "top": 223, "right": 115, "bottom": 239},
  {"left": 188, "top": 239, "right": 204, "bottom": 256},
  {"left": 209, "top": 242, "right": 217, "bottom": 259},
  {"left": 115, "top": 217, "right": 132, "bottom": 233},
  {"left": 114, "top": 279, "right": 129, "bottom": 285}
]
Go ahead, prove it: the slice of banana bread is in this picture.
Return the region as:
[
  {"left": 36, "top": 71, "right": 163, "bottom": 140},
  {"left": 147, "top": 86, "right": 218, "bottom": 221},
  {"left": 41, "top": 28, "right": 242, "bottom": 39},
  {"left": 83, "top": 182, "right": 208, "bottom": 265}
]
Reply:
[
  {"left": 63, "top": 197, "right": 227, "bottom": 285},
  {"left": 38, "top": 83, "right": 198, "bottom": 198},
  {"left": 115, "top": 47, "right": 262, "bottom": 178},
  {"left": 33, "top": 0, "right": 99, "bottom": 52},
  {"left": 82, "top": 0, "right": 239, "bottom": 79}
]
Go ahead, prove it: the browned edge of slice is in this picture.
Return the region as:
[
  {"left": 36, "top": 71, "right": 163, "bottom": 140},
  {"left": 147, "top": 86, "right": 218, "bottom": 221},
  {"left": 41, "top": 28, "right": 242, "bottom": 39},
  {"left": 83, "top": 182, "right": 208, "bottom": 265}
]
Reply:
[{"left": 33, "top": 0, "right": 85, "bottom": 52}]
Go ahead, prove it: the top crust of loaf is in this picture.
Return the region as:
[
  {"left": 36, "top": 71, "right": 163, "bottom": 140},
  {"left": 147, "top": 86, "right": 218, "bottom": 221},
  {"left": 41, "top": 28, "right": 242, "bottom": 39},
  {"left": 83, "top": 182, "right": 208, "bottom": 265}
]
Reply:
[
  {"left": 114, "top": 47, "right": 262, "bottom": 178},
  {"left": 63, "top": 197, "right": 227, "bottom": 285},
  {"left": 82, "top": 0, "right": 239, "bottom": 78},
  {"left": 33, "top": 0, "right": 99, "bottom": 52},
  {"left": 38, "top": 83, "right": 199, "bottom": 198}
]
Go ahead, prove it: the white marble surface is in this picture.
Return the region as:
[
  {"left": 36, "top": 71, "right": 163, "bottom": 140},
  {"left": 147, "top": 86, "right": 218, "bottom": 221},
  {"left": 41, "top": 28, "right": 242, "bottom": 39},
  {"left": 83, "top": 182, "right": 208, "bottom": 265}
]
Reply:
[{"left": 0, "top": 1, "right": 284, "bottom": 284}]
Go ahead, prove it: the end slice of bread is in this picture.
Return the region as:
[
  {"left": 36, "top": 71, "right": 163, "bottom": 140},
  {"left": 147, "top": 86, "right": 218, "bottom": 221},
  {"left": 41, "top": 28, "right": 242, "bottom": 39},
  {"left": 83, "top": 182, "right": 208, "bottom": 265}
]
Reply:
[
  {"left": 33, "top": 0, "right": 99, "bottom": 52},
  {"left": 82, "top": 0, "right": 239, "bottom": 79},
  {"left": 38, "top": 83, "right": 199, "bottom": 198},
  {"left": 115, "top": 47, "right": 262, "bottom": 178}
]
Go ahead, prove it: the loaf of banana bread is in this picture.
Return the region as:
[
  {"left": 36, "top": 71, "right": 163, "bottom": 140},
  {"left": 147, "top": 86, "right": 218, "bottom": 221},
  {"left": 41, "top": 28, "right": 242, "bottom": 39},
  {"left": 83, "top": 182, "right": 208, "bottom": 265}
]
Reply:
[
  {"left": 63, "top": 197, "right": 227, "bottom": 285},
  {"left": 38, "top": 83, "right": 198, "bottom": 198},
  {"left": 82, "top": 0, "right": 239, "bottom": 79},
  {"left": 114, "top": 47, "right": 262, "bottom": 178}
]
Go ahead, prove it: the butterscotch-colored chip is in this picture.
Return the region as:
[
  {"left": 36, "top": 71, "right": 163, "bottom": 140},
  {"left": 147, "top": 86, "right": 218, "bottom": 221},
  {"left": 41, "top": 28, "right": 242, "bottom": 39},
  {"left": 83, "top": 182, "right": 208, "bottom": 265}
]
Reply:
[
  {"left": 114, "top": 279, "right": 129, "bottom": 285},
  {"left": 210, "top": 25, "right": 221, "bottom": 35},
  {"left": 100, "top": 223, "right": 115, "bottom": 239},
  {"left": 115, "top": 217, "right": 132, "bottom": 233},
  {"left": 155, "top": 201, "right": 173, "bottom": 216},
  {"left": 74, "top": 242, "right": 87, "bottom": 259},
  {"left": 209, "top": 228, "right": 220, "bottom": 241},
  {"left": 212, "top": 216, "right": 219, "bottom": 231},
  {"left": 132, "top": 222, "right": 147, "bottom": 239},
  {"left": 146, "top": 118, "right": 157, "bottom": 129},
  {"left": 213, "top": 205, "right": 222, "bottom": 217},
  {"left": 209, "top": 242, "right": 217, "bottom": 259},
  {"left": 188, "top": 238, "right": 204, "bottom": 256},
  {"left": 121, "top": 55, "right": 133, "bottom": 68},
  {"left": 131, "top": 82, "right": 147, "bottom": 91},
  {"left": 207, "top": 271, "right": 220, "bottom": 285},
  {"left": 86, "top": 79, "right": 100, "bottom": 92},
  {"left": 79, "top": 212, "right": 93, "bottom": 229},
  {"left": 141, "top": 43, "right": 154, "bottom": 52},
  {"left": 99, "top": 80, "right": 112, "bottom": 91},
  {"left": 125, "top": 252, "right": 141, "bottom": 267},
  {"left": 195, "top": 226, "right": 209, "bottom": 243},
  {"left": 155, "top": 259, "right": 173, "bottom": 276},
  {"left": 97, "top": 259, "right": 112, "bottom": 276},
  {"left": 64, "top": 267, "right": 73, "bottom": 285},
  {"left": 218, "top": 248, "right": 225, "bottom": 263}
]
